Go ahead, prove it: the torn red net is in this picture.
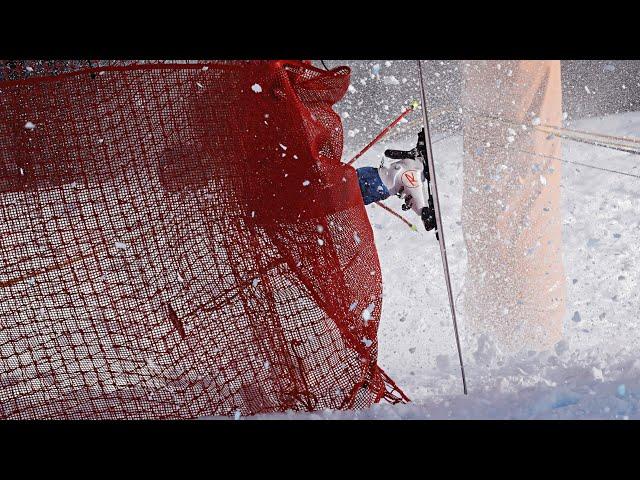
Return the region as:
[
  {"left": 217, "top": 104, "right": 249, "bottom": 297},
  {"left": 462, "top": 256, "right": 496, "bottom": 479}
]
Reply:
[{"left": 0, "top": 60, "right": 407, "bottom": 419}]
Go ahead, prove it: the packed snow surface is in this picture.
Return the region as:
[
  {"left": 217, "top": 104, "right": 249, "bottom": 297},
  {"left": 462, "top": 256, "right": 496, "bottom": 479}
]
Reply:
[{"left": 251, "top": 111, "right": 640, "bottom": 420}]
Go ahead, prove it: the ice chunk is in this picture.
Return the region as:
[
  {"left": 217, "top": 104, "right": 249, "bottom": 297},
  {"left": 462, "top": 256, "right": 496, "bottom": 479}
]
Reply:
[{"left": 554, "top": 340, "right": 569, "bottom": 355}]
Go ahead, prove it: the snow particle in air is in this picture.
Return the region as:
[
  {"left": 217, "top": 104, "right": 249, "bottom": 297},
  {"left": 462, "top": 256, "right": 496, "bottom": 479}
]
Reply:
[
  {"left": 251, "top": 83, "right": 262, "bottom": 93},
  {"left": 302, "top": 180, "right": 310, "bottom": 187},
  {"left": 114, "top": 241, "right": 129, "bottom": 250},
  {"left": 24, "top": 121, "right": 36, "bottom": 130}
]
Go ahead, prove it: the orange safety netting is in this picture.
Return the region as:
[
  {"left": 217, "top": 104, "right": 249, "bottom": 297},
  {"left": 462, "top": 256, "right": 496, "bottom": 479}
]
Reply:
[{"left": 0, "top": 60, "right": 407, "bottom": 419}]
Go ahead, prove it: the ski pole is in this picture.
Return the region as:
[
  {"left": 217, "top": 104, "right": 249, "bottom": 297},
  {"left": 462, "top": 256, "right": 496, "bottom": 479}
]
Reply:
[
  {"left": 374, "top": 201, "right": 417, "bottom": 231},
  {"left": 346, "top": 101, "right": 419, "bottom": 166}
]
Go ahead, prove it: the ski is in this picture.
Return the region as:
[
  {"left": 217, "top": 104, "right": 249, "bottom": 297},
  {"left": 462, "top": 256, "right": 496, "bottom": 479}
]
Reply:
[{"left": 416, "top": 60, "right": 468, "bottom": 395}]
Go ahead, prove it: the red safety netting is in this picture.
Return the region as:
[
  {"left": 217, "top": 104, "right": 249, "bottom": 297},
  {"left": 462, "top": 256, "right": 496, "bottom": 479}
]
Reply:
[{"left": 0, "top": 60, "right": 407, "bottom": 419}]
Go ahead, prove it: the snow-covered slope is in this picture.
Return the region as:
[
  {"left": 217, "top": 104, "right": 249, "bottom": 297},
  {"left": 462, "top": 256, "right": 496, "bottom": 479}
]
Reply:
[{"left": 253, "top": 111, "right": 640, "bottom": 420}]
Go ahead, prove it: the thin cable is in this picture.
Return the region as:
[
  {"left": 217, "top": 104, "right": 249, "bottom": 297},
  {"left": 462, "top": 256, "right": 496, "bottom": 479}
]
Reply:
[
  {"left": 468, "top": 108, "right": 640, "bottom": 156},
  {"left": 516, "top": 147, "right": 640, "bottom": 180}
]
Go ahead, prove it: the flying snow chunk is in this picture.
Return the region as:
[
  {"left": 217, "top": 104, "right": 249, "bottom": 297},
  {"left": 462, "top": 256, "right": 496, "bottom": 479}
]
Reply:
[
  {"left": 361, "top": 338, "right": 373, "bottom": 348},
  {"left": 361, "top": 303, "right": 375, "bottom": 322},
  {"left": 382, "top": 76, "right": 400, "bottom": 86},
  {"left": 317, "top": 238, "right": 324, "bottom": 246},
  {"left": 252, "top": 278, "right": 260, "bottom": 287},
  {"left": 251, "top": 83, "right": 262, "bottom": 93},
  {"left": 302, "top": 180, "right": 311, "bottom": 187},
  {"left": 114, "top": 241, "right": 129, "bottom": 250},
  {"left": 24, "top": 121, "right": 36, "bottom": 130},
  {"left": 592, "top": 367, "right": 604, "bottom": 382}
]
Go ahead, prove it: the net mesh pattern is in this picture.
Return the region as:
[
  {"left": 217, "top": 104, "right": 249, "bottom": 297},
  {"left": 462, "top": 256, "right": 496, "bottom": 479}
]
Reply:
[{"left": 0, "top": 60, "right": 407, "bottom": 419}]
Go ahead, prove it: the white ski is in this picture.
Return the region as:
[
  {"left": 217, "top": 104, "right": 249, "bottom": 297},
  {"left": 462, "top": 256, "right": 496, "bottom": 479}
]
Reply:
[{"left": 417, "top": 59, "right": 468, "bottom": 395}]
